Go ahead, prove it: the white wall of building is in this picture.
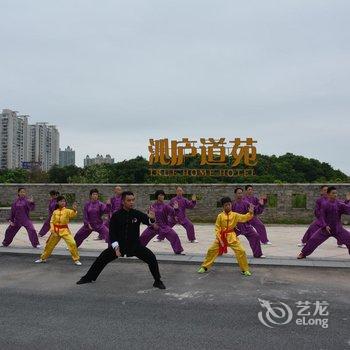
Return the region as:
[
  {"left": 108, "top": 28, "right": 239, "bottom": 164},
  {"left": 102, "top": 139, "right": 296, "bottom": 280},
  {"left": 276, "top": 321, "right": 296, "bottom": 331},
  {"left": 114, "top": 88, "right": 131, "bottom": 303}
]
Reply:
[{"left": 0, "top": 109, "right": 60, "bottom": 171}]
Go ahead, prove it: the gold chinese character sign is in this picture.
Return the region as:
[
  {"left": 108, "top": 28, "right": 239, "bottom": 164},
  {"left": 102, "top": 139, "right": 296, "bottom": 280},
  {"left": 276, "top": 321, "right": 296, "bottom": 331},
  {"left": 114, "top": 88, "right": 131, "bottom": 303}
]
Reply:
[{"left": 149, "top": 137, "right": 257, "bottom": 167}]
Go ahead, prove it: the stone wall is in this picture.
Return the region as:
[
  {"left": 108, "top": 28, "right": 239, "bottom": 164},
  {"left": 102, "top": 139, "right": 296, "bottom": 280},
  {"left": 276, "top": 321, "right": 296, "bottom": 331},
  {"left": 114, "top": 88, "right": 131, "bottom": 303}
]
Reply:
[{"left": 0, "top": 183, "right": 349, "bottom": 224}]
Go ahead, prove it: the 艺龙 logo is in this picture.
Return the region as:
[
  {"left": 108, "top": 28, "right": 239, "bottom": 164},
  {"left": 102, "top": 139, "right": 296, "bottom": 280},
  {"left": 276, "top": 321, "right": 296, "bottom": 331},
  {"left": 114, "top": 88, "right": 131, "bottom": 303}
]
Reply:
[
  {"left": 258, "top": 298, "right": 293, "bottom": 328},
  {"left": 258, "top": 299, "right": 330, "bottom": 329}
]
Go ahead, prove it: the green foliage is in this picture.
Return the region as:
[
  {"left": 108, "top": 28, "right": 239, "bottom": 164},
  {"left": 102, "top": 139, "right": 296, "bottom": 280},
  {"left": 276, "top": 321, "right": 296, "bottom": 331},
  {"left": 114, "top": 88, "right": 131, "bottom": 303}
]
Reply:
[
  {"left": 292, "top": 194, "right": 307, "bottom": 209},
  {"left": 0, "top": 168, "right": 29, "bottom": 183},
  {"left": 0, "top": 153, "right": 348, "bottom": 183},
  {"left": 48, "top": 165, "right": 84, "bottom": 183},
  {"left": 28, "top": 169, "right": 49, "bottom": 183},
  {"left": 254, "top": 153, "right": 348, "bottom": 183},
  {"left": 267, "top": 194, "right": 278, "bottom": 208},
  {"left": 83, "top": 164, "right": 112, "bottom": 183}
]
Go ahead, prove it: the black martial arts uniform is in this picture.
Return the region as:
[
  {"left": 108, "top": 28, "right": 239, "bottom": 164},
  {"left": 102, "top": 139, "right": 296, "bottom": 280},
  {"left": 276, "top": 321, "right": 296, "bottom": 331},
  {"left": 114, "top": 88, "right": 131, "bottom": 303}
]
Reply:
[{"left": 77, "top": 208, "right": 165, "bottom": 288}]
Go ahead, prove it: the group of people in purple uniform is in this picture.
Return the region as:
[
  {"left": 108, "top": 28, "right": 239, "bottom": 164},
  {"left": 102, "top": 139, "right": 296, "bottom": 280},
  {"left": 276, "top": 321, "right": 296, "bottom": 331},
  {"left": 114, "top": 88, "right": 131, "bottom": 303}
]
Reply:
[
  {"left": 1, "top": 184, "right": 349, "bottom": 262},
  {"left": 1, "top": 186, "right": 124, "bottom": 250},
  {"left": 147, "top": 185, "right": 272, "bottom": 258},
  {"left": 2, "top": 188, "right": 41, "bottom": 248},
  {"left": 297, "top": 185, "right": 350, "bottom": 259},
  {"left": 1, "top": 184, "right": 272, "bottom": 259}
]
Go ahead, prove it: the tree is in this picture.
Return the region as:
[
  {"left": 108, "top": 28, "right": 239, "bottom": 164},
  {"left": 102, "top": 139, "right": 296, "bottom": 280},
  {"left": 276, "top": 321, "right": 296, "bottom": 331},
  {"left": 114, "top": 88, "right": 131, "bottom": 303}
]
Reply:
[
  {"left": 0, "top": 153, "right": 347, "bottom": 184},
  {"left": 0, "top": 169, "right": 29, "bottom": 183},
  {"left": 48, "top": 165, "right": 83, "bottom": 183}
]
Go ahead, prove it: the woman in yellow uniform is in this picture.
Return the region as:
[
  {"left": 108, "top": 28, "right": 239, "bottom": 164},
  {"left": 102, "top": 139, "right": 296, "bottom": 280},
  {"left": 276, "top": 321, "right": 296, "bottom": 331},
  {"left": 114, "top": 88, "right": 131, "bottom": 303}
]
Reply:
[
  {"left": 198, "top": 196, "right": 254, "bottom": 276},
  {"left": 35, "top": 195, "right": 82, "bottom": 266}
]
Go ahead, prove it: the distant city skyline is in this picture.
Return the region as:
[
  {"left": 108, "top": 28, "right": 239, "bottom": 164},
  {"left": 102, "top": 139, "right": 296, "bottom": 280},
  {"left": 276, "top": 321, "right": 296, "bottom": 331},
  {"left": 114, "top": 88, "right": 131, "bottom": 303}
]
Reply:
[
  {"left": 59, "top": 145, "right": 75, "bottom": 167},
  {"left": 84, "top": 154, "right": 115, "bottom": 167},
  {"left": 1, "top": 1, "right": 349, "bottom": 174},
  {"left": 1, "top": 107, "right": 348, "bottom": 174},
  {"left": 0, "top": 109, "right": 59, "bottom": 171}
]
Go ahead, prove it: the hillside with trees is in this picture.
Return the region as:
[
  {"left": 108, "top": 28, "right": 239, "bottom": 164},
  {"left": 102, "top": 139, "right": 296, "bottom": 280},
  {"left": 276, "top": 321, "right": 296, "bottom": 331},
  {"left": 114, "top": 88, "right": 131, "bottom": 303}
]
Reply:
[{"left": 0, "top": 153, "right": 348, "bottom": 183}]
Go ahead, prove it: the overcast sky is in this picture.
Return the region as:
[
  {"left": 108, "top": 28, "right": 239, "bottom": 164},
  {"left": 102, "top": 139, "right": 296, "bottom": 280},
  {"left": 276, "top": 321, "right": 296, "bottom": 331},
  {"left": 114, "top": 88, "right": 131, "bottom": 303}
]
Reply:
[{"left": 0, "top": 0, "right": 349, "bottom": 174}]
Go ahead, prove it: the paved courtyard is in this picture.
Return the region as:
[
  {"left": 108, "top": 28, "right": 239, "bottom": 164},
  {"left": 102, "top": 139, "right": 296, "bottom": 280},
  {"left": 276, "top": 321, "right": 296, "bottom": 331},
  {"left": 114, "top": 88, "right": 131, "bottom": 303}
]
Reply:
[{"left": 1, "top": 223, "right": 349, "bottom": 260}]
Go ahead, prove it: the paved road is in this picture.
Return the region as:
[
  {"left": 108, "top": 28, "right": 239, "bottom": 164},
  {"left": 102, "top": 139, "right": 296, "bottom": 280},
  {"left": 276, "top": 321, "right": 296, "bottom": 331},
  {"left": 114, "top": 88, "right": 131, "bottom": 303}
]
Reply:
[{"left": 0, "top": 254, "right": 349, "bottom": 350}]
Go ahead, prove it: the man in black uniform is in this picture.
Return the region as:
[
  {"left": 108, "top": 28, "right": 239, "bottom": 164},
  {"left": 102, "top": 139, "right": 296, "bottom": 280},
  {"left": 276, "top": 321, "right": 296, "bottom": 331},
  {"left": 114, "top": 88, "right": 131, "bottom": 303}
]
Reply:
[{"left": 76, "top": 191, "right": 166, "bottom": 289}]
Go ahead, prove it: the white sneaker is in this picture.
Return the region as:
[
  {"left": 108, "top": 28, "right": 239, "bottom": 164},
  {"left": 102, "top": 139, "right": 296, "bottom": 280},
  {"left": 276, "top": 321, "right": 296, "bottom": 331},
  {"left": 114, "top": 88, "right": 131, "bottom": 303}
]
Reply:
[
  {"left": 35, "top": 244, "right": 42, "bottom": 249},
  {"left": 262, "top": 241, "right": 272, "bottom": 245},
  {"left": 297, "top": 243, "right": 306, "bottom": 247},
  {"left": 153, "top": 239, "right": 163, "bottom": 242},
  {"left": 74, "top": 261, "right": 82, "bottom": 266},
  {"left": 34, "top": 259, "right": 46, "bottom": 263},
  {"left": 188, "top": 240, "right": 199, "bottom": 243},
  {"left": 259, "top": 255, "right": 266, "bottom": 258},
  {"left": 337, "top": 244, "right": 346, "bottom": 248}
]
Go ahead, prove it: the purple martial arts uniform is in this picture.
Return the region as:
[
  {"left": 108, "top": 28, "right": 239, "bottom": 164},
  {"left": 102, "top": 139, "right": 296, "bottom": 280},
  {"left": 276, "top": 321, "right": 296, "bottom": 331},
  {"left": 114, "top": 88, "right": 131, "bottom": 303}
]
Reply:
[
  {"left": 38, "top": 198, "right": 58, "bottom": 237},
  {"left": 74, "top": 200, "right": 111, "bottom": 247},
  {"left": 104, "top": 195, "right": 123, "bottom": 229},
  {"left": 301, "top": 199, "right": 350, "bottom": 257},
  {"left": 2, "top": 197, "right": 39, "bottom": 247},
  {"left": 139, "top": 202, "right": 184, "bottom": 254},
  {"left": 157, "top": 196, "right": 196, "bottom": 241},
  {"left": 110, "top": 195, "right": 122, "bottom": 216},
  {"left": 301, "top": 196, "right": 342, "bottom": 245},
  {"left": 231, "top": 199, "right": 263, "bottom": 258},
  {"left": 244, "top": 195, "right": 269, "bottom": 243}
]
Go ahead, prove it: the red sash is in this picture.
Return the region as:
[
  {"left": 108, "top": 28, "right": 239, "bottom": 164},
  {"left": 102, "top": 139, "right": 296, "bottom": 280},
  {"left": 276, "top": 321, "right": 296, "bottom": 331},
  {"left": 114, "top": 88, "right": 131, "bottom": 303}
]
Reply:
[
  {"left": 54, "top": 224, "right": 68, "bottom": 234},
  {"left": 218, "top": 227, "right": 234, "bottom": 255}
]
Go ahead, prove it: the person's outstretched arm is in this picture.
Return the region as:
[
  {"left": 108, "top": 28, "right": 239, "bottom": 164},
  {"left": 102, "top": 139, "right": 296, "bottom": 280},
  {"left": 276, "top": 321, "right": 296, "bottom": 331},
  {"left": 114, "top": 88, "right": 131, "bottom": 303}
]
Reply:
[
  {"left": 136, "top": 209, "right": 156, "bottom": 226},
  {"left": 339, "top": 196, "right": 350, "bottom": 215},
  {"left": 235, "top": 204, "right": 254, "bottom": 223}
]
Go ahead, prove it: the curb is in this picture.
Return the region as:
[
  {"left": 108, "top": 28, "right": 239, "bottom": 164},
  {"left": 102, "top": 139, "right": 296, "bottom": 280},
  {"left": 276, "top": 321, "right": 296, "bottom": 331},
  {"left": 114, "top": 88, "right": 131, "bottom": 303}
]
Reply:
[{"left": 1, "top": 247, "right": 349, "bottom": 269}]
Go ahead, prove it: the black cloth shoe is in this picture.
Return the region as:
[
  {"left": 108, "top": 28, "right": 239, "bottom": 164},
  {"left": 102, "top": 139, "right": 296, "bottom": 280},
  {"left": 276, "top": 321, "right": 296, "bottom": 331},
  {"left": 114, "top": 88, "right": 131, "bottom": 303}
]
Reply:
[
  {"left": 153, "top": 280, "right": 166, "bottom": 290},
  {"left": 76, "top": 276, "right": 93, "bottom": 285}
]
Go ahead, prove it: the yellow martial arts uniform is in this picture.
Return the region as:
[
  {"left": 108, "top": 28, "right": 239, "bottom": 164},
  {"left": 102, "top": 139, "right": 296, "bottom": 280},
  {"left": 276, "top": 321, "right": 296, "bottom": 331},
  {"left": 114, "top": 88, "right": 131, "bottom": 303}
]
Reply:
[
  {"left": 201, "top": 210, "right": 253, "bottom": 272},
  {"left": 41, "top": 207, "right": 79, "bottom": 261}
]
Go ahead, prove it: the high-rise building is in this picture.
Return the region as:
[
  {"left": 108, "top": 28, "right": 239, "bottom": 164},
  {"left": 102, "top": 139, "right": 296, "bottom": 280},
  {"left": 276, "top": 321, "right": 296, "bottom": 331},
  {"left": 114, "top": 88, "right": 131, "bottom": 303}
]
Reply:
[
  {"left": 0, "top": 109, "right": 60, "bottom": 171},
  {"left": 48, "top": 125, "right": 60, "bottom": 170},
  {"left": 0, "top": 109, "right": 30, "bottom": 169},
  {"left": 59, "top": 146, "right": 75, "bottom": 167},
  {"left": 28, "top": 123, "right": 60, "bottom": 171},
  {"left": 84, "top": 154, "right": 115, "bottom": 167}
]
